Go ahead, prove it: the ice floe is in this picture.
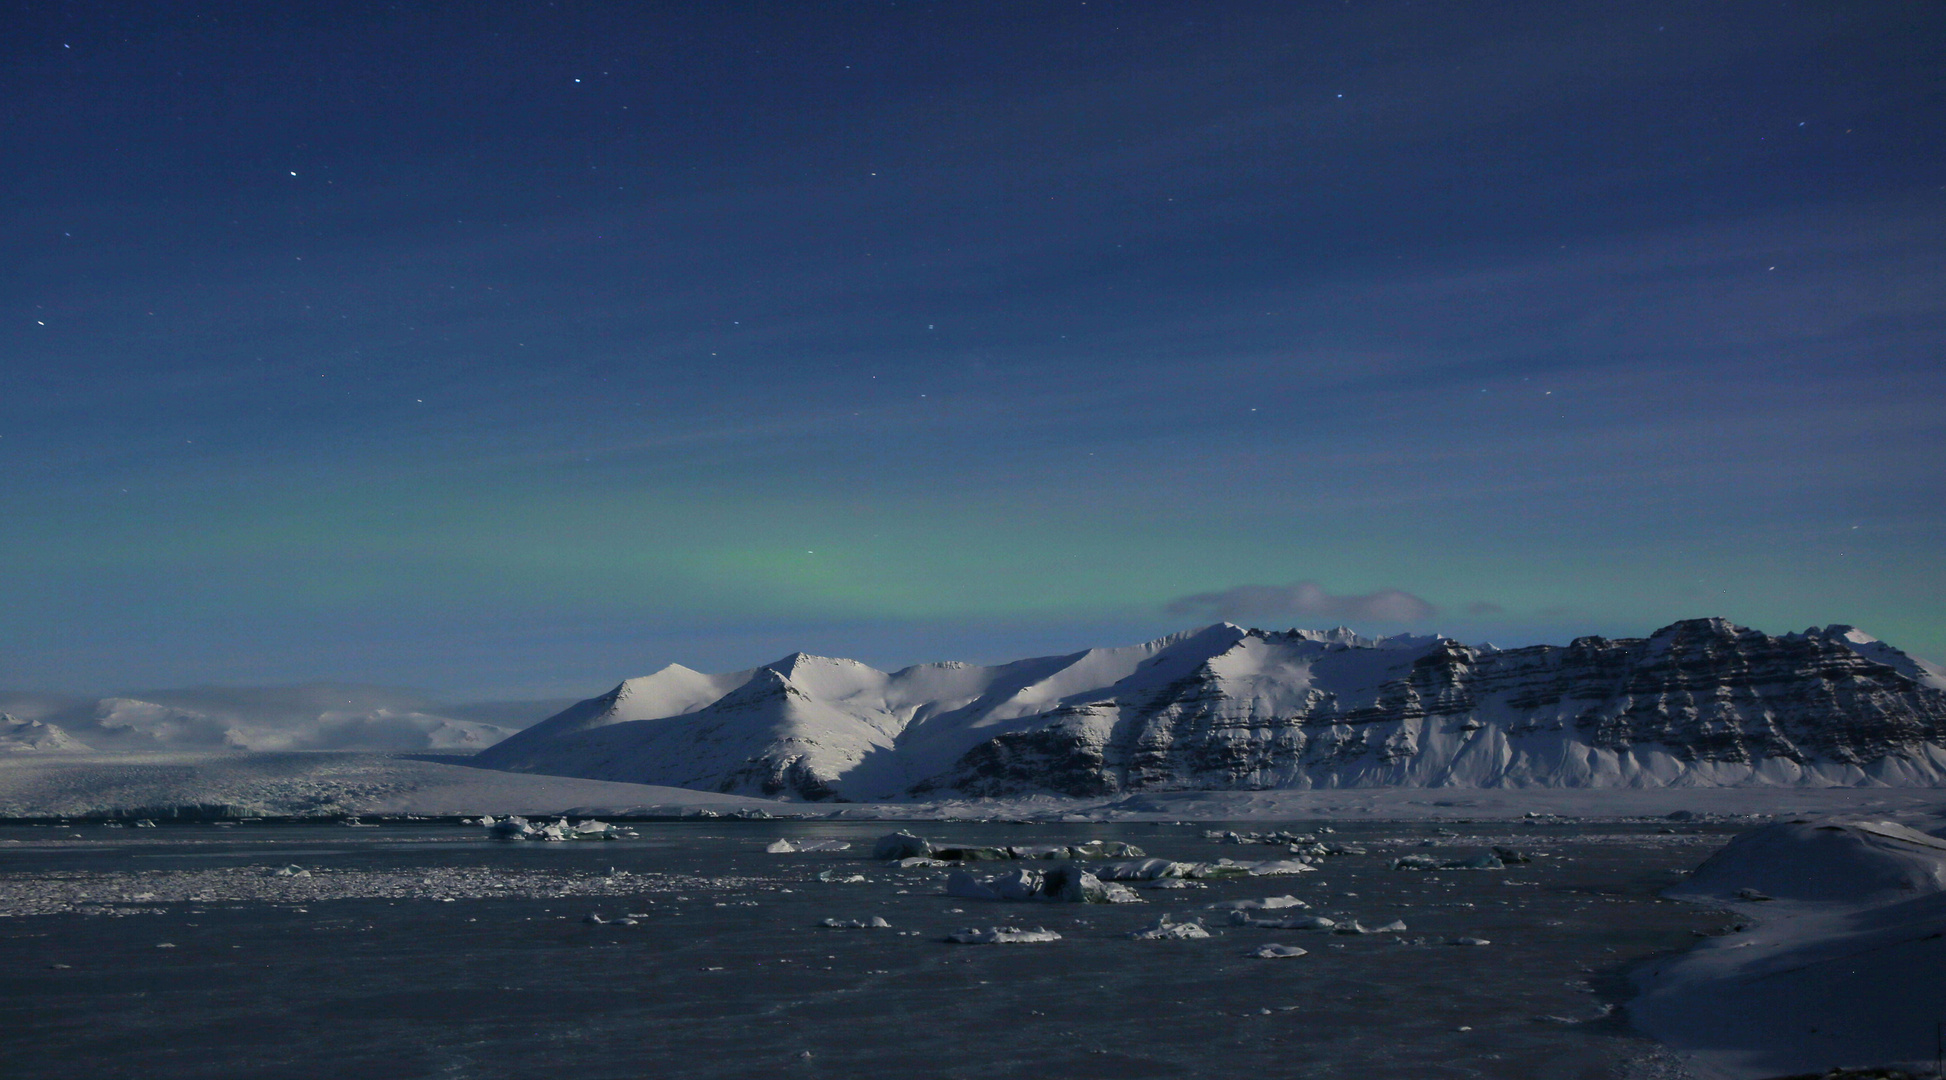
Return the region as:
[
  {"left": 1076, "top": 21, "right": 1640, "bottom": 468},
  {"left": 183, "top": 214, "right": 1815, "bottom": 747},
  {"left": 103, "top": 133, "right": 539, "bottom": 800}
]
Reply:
[
  {"left": 1128, "top": 915, "right": 1210, "bottom": 940},
  {"left": 872, "top": 832, "right": 933, "bottom": 860},
  {"left": 944, "top": 865, "right": 1142, "bottom": 904},
  {"left": 1227, "top": 911, "right": 1336, "bottom": 930},
  {"left": 1207, "top": 895, "right": 1308, "bottom": 912},
  {"left": 819, "top": 916, "right": 892, "bottom": 929},
  {"left": 1245, "top": 943, "right": 1309, "bottom": 958},
  {"left": 769, "top": 839, "right": 850, "bottom": 853},
  {"left": 946, "top": 926, "right": 1062, "bottom": 944},
  {"left": 1391, "top": 852, "right": 1503, "bottom": 871}
]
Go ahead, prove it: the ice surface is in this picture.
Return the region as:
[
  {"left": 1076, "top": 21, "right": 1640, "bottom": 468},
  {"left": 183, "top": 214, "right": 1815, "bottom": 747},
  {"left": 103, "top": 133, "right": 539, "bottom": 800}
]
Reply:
[{"left": 0, "top": 818, "right": 1753, "bottom": 1078}]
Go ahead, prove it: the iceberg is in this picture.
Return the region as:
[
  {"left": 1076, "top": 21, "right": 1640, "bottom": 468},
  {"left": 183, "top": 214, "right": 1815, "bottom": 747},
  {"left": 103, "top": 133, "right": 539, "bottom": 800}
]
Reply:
[{"left": 873, "top": 832, "right": 933, "bottom": 860}]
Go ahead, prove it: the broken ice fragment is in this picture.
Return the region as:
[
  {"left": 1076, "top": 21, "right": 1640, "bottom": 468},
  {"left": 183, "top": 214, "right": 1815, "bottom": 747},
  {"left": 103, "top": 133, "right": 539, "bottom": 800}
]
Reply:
[
  {"left": 1227, "top": 911, "right": 1336, "bottom": 930},
  {"left": 1207, "top": 895, "right": 1308, "bottom": 912},
  {"left": 1128, "top": 915, "right": 1210, "bottom": 940},
  {"left": 1392, "top": 852, "right": 1504, "bottom": 871},
  {"left": 946, "top": 926, "right": 1062, "bottom": 944},
  {"left": 873, "top": 832, "right": 933, "bottom": 860},
  {"left": 1245, "top": 944, "right": 1309, "bottom": 959},
  {"left": 819, "top": 916, "right": 893, "bottom": 929}
]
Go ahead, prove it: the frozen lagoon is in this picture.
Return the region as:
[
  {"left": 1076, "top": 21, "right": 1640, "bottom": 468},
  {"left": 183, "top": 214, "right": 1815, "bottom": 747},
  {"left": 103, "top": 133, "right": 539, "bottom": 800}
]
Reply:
[{"left": 0, "top": 819, "right": 1737, "bottom": 1079}]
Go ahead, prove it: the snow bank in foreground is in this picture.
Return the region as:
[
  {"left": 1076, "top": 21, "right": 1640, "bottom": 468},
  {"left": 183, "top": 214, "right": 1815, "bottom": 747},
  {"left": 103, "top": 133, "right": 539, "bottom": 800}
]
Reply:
[{"left": 1631, "top": 818, "right": 1946, "bottom": 1078}]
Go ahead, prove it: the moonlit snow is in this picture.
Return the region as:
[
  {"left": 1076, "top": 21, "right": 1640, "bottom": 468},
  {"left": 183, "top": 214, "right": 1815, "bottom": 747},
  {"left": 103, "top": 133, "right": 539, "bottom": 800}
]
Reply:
[{"left": 1629, "top": 817, "right": 1946, "bottom": 1078}]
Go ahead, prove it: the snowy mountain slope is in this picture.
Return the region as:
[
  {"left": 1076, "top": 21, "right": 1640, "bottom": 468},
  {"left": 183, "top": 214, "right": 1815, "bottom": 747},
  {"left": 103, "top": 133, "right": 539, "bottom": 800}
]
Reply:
[
  {"left": 0, "top": 714, "right": 92, "bottom": 752},
  {"left": 478, "top": 617, "right": 1946, "bottom": 800},
  {"left": 0, "top": 686, "right": 561, "bottom": 753}
]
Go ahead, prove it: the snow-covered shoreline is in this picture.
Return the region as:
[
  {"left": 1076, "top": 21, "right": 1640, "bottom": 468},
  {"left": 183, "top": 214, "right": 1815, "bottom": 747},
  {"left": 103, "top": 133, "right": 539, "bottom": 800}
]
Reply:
[
  {"left": 2, "top": 750, "right": 1940, "bottom": 824},
  {"left": 1629, "top": 817, "right": 1946, "bottom": 1078}
]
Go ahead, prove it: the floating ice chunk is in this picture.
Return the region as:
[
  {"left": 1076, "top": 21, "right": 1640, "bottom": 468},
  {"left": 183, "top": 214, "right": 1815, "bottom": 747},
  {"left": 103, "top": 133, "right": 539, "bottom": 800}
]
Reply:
[
  {"left": 1228, "top": 911, "right": 1336, "bottom": 930},
  {"left": 766, "top": 839, "right": 799, "bottom": 853},
  {"left": 896, "top": 856, "right": 949, "bottom": 868},
  {"left": 946, "top": 865, "right": 1141, "bottom": 904},
  {"left": 571, "top": 819, "right": 615, "bottom": 839},
  {"left": 1067, "top": 840, "right": 1145, "bottom": 859},
  {"left": 584, "top": 913, "right": 608, "bottom": 924},
  {"left": 817, "top": 869, "right": 867, "bottom": 883},
  {"left": 487, "top": 816, "right": 534, "bottom": 840},
  {"left": 268, "top": 865, "right": 310, "bottom": 878},
  {"left": 1134, "top": 878, "right": 1202, "bottom": 890},
  {"left": 1008, "top": 845, "right": 1072, "bottom": 860},
  {"left": 1246, "top": 944, "right": 1309, "bottom": 959},
  {"left": 794, "top": 839, "right": 851, "bottom": 853},
  {"left": 1208, "top": 895, "right": 1308, "bottom": 912},
  {"left": 933, "top": 846, "right": 1012, "bottom": 861},
  {"left": 1451, "top": 936, "right": 1491, "bottom": 946},
  {"left": 1045, "top": 864, "right": 1141, "bottom": 903},
  {"left": 944, "top": 870, "right": 1007, "bottom": 902},
  {"left": 873, "top": 832, "right": 933, "bottom": 860},
  {"left": 1392, "top": 853, "right": 1503, "bottom": 871},
  {"left": 1128, "top": 915, "right": 1210, "bottom": 940},
  {"left": 1090, "top": 858, "right": 1198, "bottom": 881},
  {"left": 1331, "top": 919, "right": 1405, "bottom": 935},
  {"left": 1242, "top": 860, "right": 1315, "bottom": 876},
  {"left": 946, "top": 926, "right": 1062, "bottom": 944},
  {"left": 820, "top": 916, "right": 893, "bottom": 929}
]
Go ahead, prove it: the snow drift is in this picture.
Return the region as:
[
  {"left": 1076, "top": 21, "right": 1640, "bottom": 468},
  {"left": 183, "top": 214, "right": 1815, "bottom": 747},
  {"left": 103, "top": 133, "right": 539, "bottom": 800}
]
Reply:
[{"left": 1633, "top": 818, "right": 1946, "bottom": 1078}]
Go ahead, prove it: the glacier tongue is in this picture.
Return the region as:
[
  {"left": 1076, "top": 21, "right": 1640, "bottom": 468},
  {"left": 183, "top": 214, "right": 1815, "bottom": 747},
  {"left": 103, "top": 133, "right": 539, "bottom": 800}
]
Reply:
[{"left": 475, "top": 618, "right": 1946, "bottom": 799}]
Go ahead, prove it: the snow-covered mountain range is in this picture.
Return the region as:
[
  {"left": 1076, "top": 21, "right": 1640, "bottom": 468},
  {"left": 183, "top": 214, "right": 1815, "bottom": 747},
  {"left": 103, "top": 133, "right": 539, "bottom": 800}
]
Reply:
[
  {"left": 0, "top": 686, "right": 566, "bottom": 754},
  {"left": 475, "top": 618, "right": 1946, "bottom": 800}
]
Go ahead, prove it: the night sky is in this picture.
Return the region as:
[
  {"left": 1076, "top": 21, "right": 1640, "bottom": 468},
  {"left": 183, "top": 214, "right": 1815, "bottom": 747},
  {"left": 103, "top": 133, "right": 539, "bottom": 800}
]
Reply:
[{"left": 5, "top": 2, "right": 1943, "bottom": 699}]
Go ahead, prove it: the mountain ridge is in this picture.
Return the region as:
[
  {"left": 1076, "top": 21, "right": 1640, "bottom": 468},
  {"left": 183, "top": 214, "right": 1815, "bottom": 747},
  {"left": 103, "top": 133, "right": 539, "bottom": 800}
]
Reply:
[{"left": 476, "top": 618, "right": 1946, "bottom": 800}]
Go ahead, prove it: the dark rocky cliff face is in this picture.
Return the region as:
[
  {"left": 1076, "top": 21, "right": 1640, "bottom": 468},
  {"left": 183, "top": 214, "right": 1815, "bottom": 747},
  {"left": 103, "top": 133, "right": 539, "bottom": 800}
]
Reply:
[{"left": 919, "top": 618, "right": 1946, "bottom": 797}]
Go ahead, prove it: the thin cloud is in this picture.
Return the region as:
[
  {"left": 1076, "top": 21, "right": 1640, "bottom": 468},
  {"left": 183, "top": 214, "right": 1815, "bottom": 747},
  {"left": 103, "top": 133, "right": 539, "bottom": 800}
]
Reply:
[{"left": 1164, "top": 581, "right": 1437, "bottom": 625}]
